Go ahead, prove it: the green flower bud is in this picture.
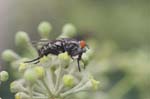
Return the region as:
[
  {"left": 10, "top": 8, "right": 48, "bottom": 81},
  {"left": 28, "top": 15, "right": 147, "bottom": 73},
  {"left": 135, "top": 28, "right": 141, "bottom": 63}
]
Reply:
[
  {"left": 60, "top": 23, "right": 77, "bottom": 38},
  {"left": 82, "top": 49, "right": 94, "bottom": 65},
  {"left": 15, "top": 92, "right": 29, "bottom": 99},
  {"left": 0, "top": 71, "right": 9, "bottom": 82},
  {"left": 33, "top": 66, "right": 45, "bottom": 79},
  {"left": 82, "top": 53, "right": 90, "bottom": 64},
  {"left": 86, "top": 49, "right": 94, "bottom": 57},
  {"left": 38, "top": 21, "right": 52, "bottom": 38},
  {"left": 39, "top": 56, "right": 50, "bottom": 63},
  {"left": 24, "top": 69, "right": 37, "bottom": 83},
  {"left": 90, "top": 78, "right": 100, "bottom": 90},
  {"left": 15, "top": 31, "right": 30, "bottom": 46},
  {"left": 18, "top": 63, "right": 27, "bottom": 72},
  {"left": 58, "top": 52, "right": 70, "bottom": 61},
  {"left": 58, "top": 52, "right": 70, "bottom": 67},
  {"left": 1, "top": 49, "right": 20, "bottom": 62},
  {"left": 86, "top": 75, "right": 100, "bottom": 90},
  {"left": 75, "top": 78, "right": 99, "bottom": 92},
  {"left": 10, "top": 81, "right": 24, "bottom": 93},
  {"left": 63, "top": 74, "right": 74, "bottom": 87},
  {"left": 71, "top": 76, "right": 99, "bottom": 92}
]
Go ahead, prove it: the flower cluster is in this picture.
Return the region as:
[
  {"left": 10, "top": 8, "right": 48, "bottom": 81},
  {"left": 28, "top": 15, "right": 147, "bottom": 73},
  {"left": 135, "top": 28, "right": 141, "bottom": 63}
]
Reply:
[{"left": 2, "top": 22, "right": 99, "bottom": 99}]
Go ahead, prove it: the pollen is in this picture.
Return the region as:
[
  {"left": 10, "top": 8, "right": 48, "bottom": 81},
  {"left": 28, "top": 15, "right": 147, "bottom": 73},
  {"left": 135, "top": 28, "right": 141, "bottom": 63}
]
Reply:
[{"left": 80, "top": 40, "right": 86, "bottom": 48}]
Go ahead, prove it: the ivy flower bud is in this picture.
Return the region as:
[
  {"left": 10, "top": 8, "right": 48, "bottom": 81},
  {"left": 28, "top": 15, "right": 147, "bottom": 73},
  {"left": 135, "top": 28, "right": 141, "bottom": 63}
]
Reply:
[
  {"left": 15, "top": 31, "right": 30, "bottom": 46},
  {"left": 58, "top": 52, "right": 71, "bottom": 67},
  {"left": 86, "top": 49, "right": 94, "bottom": 57},
  {"left": 82, "top": 49, "right": 94, "bottom": 65},
  {"left": 83, "top": 75, "right": 99, "bottom": 90},
  {"left": 60, "top": 23, "right": 77, "bottom": 38},
  {"left": 58, "top": 52, "right": 70, "bottom": 61},
  {"left": 38, "top": 21, "right": 52, "bottom": 38},
  {"left": 10, "top": 81, "right": 24, "bottom": 93},
  {"left": 75, "top": 78, "right": 99, "bottom": 92},
  {"left": 24, "top": 69, "right": 37, "bottom": 83},
  {"left": 15, "top": 92, "right": 29, "bottom": 99},
  {"left": 68, "top": 75, "right": 100, "bottom": 93},
  {"left": 1, "top": 49, "right": 20, "bottom": 62},
  {"left": 0, "top": 71, "right": 9, "bottom": 82},
  {"left": 18, "top": 63, "right": 27, "bottom": 72},
  {"left": 39, "top": 56, "right": 50, "bottom": 63},
  {"left": 90, "top": 78, "right": 100, "bottom": 90},
  {"left": 63, "top": 74, "right": 75, "bottom": 87},
  {"left": 33, "top": 66, "right": 45, "bottom": 79},
  {"left": 82, "top": 53, "right": 89, "bottom": 64}
]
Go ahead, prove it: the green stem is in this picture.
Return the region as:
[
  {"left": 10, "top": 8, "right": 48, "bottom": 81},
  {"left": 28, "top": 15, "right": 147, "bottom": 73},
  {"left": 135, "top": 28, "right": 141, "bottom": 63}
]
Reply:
[
  {"left": 46, "top": 68, "right": 55, "bottom": 93},
  {"left": 54, "top": 64, "right": 62, "bottom": 94},
  {"left": 41, "top": 78, "right": 52, "bottom": 97},
  {"left": 29, "top": 84, "right": 33, "bottom": 99}
]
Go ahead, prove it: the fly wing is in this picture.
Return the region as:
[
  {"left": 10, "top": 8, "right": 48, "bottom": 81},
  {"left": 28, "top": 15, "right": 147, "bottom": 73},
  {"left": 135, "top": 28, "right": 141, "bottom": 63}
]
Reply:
[
  {"left": 31, "top": 39, "right": 51, "bottom": 45},
  {"left": 31, "top": 39, "right": 53, "bottom": 50}
]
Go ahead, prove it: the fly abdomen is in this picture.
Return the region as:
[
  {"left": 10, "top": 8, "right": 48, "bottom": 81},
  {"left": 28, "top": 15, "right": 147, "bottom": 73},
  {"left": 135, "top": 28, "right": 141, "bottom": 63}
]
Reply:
[{"left": 40, "top": 40, "right": 65, "bottom": 56}]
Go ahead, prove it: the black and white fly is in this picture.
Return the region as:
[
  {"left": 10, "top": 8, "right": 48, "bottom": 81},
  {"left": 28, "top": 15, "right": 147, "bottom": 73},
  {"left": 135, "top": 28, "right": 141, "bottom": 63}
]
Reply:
[{"left": 24, "top": 38, "right": 89, "bottom": 72}]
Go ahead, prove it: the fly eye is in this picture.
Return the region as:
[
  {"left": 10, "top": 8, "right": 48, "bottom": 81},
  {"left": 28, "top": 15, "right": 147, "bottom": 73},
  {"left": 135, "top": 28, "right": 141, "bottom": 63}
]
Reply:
[{"left": 79, "top": 40, "right": 86, "bottom": 48}]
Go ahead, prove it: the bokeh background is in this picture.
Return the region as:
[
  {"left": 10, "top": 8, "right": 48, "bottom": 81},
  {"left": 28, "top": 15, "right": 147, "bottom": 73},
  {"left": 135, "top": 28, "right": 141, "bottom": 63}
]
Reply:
[{"left": 0, "top": 0, "right": 150, "bottom": 99}]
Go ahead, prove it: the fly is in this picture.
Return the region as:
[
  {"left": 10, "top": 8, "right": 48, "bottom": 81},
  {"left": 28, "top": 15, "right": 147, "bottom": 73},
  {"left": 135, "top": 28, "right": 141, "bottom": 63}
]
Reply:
[{"left": 24, "top": 38, "right": 89, "bottom": 72}]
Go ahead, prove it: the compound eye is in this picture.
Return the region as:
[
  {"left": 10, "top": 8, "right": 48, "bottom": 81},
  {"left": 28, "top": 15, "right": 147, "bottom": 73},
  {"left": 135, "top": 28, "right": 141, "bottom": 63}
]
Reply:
[{"left": 79, "top": 40, "right": 86, "bottom": 48}]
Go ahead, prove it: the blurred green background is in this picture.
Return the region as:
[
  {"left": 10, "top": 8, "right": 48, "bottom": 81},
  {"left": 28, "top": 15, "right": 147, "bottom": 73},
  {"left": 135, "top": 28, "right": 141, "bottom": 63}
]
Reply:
[{"left": 0, "top": 0, "right": 150, "bottom": 99}]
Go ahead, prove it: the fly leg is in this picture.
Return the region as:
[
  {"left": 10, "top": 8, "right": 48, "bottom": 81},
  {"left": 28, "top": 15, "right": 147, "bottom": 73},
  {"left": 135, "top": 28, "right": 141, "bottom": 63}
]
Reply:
[
  {"left": 77, "top": 58, "right": 81, "bottom": 72},
  {"left": 81, "top": 59, "right": 86, "bottom": 69},
  {"left": 24, "top": 56, "right": 42, "bottom": 64},
  {"left": 72, "top": 49, "right": 85, "bottom": 72}
]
